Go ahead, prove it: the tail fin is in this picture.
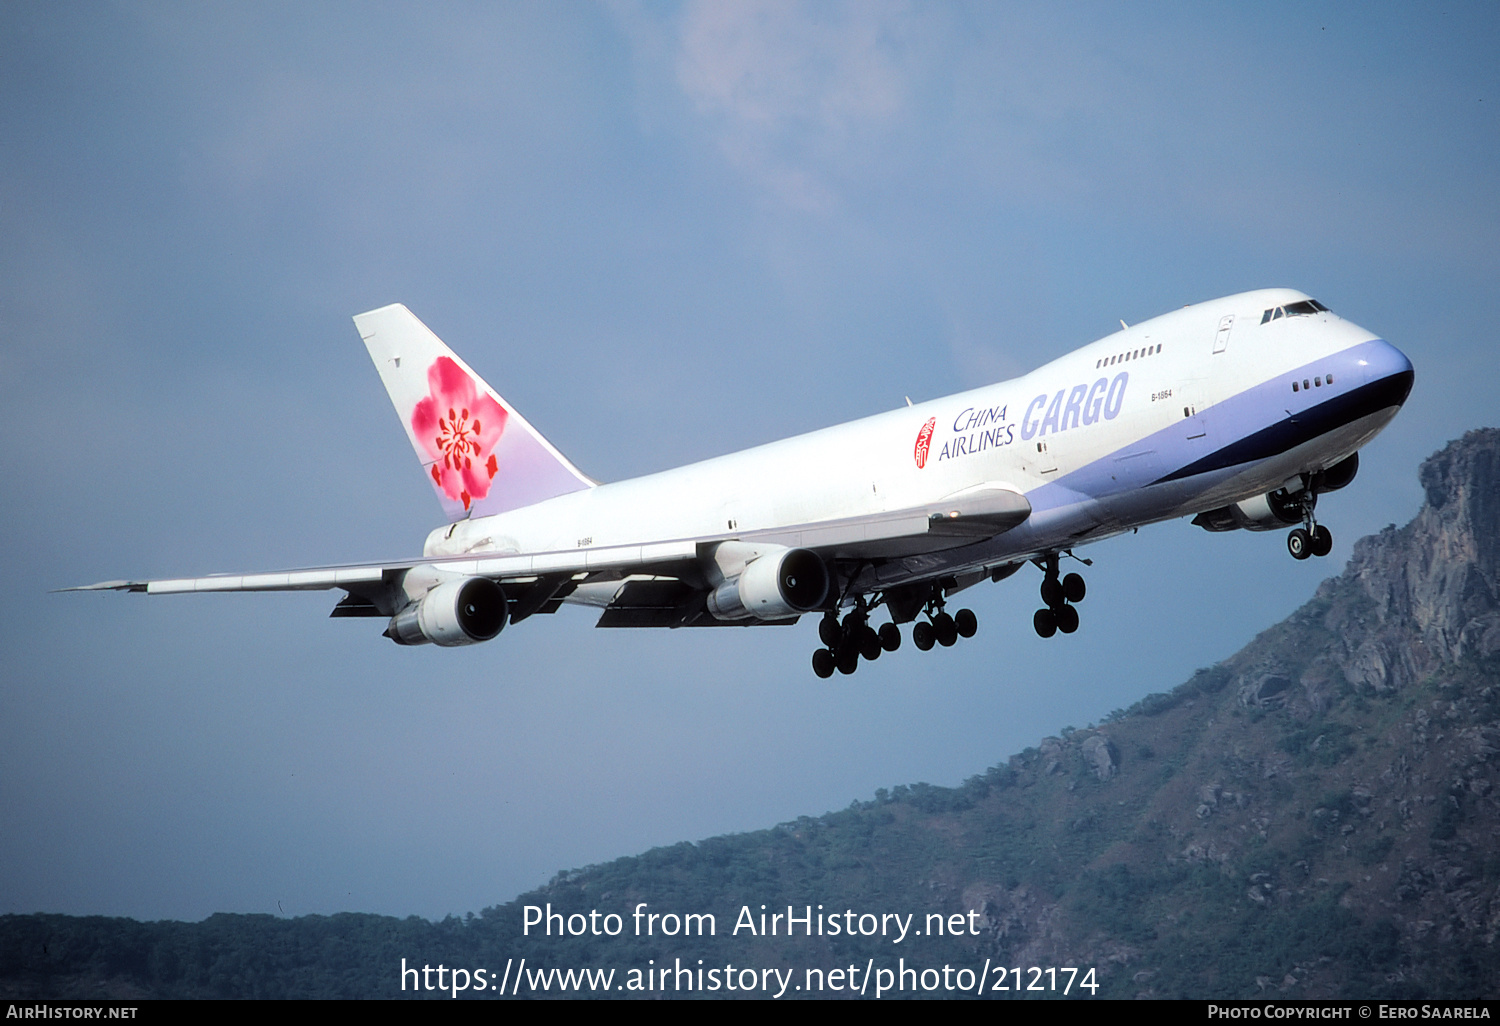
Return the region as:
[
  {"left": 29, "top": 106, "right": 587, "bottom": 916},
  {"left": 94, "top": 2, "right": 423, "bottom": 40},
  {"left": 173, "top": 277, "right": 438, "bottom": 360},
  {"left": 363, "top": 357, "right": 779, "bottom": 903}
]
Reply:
[{"left": 353, "top": 304, "right": 594, "bottom": 521}]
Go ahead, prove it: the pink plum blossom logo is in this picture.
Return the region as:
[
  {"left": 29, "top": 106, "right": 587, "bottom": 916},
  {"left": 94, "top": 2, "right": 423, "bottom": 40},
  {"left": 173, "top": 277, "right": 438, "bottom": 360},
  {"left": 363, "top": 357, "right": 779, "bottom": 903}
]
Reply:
[
  {"left": 914, "top": 417, "right": 936, "bottom": 469},
  {"left": 411, "top": 357, "right": 507, "bottom": 510}
]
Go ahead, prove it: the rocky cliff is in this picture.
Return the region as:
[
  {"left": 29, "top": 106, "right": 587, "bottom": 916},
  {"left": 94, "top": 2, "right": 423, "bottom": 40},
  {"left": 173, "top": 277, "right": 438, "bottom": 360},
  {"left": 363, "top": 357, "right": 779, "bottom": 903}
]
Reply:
[
  {"left": 1326, "top": 429, "right": 1500, "bottom": 688},
  {"left": 949, "top": 427, "right": 1500, "bottom": 996}
]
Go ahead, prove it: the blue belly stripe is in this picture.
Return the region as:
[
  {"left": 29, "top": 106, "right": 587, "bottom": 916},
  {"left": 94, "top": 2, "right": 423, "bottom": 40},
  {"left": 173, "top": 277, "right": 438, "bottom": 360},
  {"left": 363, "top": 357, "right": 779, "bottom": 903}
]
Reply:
[
  {"left": 1153, "top": 367, "right": 1413, "bottom": 484},
  {"left": 1025, "top": 339, "right": 1413, "bottom": 513}
]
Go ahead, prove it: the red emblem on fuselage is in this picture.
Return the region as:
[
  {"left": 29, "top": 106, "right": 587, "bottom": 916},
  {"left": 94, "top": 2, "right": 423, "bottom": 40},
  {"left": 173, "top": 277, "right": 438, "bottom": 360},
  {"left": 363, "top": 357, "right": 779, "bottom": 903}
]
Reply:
[{"left": 914, "top": 417, "right": 936, "bottom": 469}]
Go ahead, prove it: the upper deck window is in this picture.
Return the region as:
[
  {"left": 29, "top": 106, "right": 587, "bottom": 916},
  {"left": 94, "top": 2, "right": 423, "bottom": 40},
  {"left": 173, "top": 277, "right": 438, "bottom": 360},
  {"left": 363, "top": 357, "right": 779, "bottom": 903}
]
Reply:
[{"left": 1260, "top": 299, "right": 1329, "bottom": 323}]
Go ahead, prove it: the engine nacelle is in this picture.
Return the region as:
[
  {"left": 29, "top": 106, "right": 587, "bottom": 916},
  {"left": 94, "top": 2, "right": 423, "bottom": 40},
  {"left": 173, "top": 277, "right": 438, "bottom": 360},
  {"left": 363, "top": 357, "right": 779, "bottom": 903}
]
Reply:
[
  {"left": 385, "top": 576, "right": 507, "bottom": 646},
  {"left": 706, "top": 547, "right": 829, "bottom": 621},
  {"left": 1313, "top": 452, "right": 1359, "bottom": 494},
  {"left": 1192, "top": 488, "right": 1306, "bottom": 533}
]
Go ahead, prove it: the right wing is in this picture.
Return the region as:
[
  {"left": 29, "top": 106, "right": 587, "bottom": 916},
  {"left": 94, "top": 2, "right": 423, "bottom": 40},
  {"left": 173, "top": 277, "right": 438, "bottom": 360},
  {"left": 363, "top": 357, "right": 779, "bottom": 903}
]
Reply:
[{"left": 65, "top": 486, "right": 1030, "bottom": 629}]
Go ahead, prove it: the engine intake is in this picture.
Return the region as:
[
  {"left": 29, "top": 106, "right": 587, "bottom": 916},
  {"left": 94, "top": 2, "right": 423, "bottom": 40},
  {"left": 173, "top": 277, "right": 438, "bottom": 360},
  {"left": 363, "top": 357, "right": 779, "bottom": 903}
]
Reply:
[
  {"left": 706, "top": 547, "right": 829, "bottom": 621},
  {"left": 386, "top": 576, "right": 507, "bottom": 646}
]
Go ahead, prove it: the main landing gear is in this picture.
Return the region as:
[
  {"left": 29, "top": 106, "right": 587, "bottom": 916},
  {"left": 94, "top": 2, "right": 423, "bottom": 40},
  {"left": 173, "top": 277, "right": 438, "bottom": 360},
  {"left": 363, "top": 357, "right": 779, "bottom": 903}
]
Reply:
[
  {"left": 811, "top": 597, "right": 897, "bottom": 678},
  {"left": 811, "top": 587, "right": 976, "bottom": 677},
  {"left": 1033, "top": 552, "right": 1086, "bottom": 639},
  {"left": 910, "top": 594, "right": 977, "bottom": 653},
  {"left": 1286, "top": 493, "right": 1333, "bottom": 561}
]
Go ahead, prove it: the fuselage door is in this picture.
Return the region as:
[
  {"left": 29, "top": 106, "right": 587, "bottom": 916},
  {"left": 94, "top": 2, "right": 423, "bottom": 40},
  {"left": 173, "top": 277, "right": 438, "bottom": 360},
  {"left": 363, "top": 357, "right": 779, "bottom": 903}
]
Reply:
[
  {"left": 1025, "top": 438, "right": 1059, "bottom": 476},
  {"left": 1212, "top": 314, "right": 1234, "bottom": 354}
]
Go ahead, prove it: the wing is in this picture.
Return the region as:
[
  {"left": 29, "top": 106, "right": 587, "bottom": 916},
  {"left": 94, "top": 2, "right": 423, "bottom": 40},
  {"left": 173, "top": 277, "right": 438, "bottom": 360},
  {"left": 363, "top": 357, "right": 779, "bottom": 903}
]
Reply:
[
  {"left": 61, "top": 540, "right": 700, "bottom": 602},
  {"left": 65, "top": 486, "right": 1030, "bottom": 630}
]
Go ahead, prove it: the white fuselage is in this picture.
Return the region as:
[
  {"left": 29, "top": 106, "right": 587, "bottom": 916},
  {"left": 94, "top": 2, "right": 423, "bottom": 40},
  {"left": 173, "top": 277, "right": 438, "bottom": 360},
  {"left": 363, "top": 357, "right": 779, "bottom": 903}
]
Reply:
[{"left": 427, "top": 288, "right": 1412, "bottom": 600}]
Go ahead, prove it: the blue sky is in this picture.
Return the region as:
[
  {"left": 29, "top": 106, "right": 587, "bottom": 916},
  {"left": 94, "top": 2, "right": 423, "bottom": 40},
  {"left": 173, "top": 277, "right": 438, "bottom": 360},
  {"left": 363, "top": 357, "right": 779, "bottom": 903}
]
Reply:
[{"left": 2, "top": 1, "right": 1496, "bottom": 921}]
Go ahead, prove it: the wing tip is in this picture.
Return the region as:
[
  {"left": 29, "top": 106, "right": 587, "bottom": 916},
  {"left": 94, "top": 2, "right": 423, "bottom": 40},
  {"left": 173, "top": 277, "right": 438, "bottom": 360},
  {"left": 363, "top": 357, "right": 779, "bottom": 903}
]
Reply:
[{"left": 54, "top": 580, "right": 148, "bottom": 593}]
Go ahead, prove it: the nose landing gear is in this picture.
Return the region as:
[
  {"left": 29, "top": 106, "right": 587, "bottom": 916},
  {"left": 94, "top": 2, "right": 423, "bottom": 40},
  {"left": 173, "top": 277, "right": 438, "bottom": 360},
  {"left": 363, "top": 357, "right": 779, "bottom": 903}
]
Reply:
[{"left": 1286, "top": 491, "right": 1334, "bottom": 560}]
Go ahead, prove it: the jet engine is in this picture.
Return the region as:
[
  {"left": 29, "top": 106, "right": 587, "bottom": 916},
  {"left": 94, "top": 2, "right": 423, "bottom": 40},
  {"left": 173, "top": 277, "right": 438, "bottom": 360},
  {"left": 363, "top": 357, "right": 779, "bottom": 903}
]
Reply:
[
  {"left": 1312, "top": 452, "right": 1359, "bottom": 494},
  {"left": 706, "top": 547, "right": 829, "bottom": 621},
  {"left": 385, "top": 576, "right": 507, "bottom": 646},
  {"left": 1192, "top": 488, "right": 1306, "bottom": 533}
]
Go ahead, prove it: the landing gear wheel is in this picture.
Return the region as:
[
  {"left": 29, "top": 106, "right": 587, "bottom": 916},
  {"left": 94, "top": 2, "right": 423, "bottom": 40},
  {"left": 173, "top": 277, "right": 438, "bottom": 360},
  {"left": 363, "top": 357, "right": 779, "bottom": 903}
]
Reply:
[
  {"left": 878, "top": 623, "right": 901, "bottom": 652},
  {"left": 913, "top": 621, "right": 935, "bottom": 651},
  {"left": 934, "top": 612, "right": 958, "bottom": 647},
  {"left": 1040, "top": 577, "right": 1064, "bottom": 608},
  {"left": 1288, "top": 527, "right": 1312, "bottom": 560},
  {"left": 818, "top": 616, "right": 841, "bottom": 648},
  {"left": 1055, "top": 603, "right": 1080, "bottom": 634},
  {"left": 859, "top": 626, "right": 882, "bottom": 661},
  {"left": 1033, "top": 608, "right": 1057, "bottom": 638},
  {"left": 1311, "top": 524, "right": 1333, "bottom": 557},
  {"left": 954, "top": 608, "right": 977, "bottom": 639},
  {"left": 1062, "top": 572, "right": 1086, "bottom": 603},
  {"left": 812, "top": 649, "right": 835, "bottom": 678},
  {"left": 837, "top": 648, "right": 860, "bottom": 675}
]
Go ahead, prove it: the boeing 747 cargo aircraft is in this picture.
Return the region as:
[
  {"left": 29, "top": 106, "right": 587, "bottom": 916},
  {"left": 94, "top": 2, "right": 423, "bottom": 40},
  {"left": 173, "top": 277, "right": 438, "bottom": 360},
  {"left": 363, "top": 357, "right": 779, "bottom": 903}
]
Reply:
[{"left": 71, "top": 289, "right": 1413, "bottom": 677}]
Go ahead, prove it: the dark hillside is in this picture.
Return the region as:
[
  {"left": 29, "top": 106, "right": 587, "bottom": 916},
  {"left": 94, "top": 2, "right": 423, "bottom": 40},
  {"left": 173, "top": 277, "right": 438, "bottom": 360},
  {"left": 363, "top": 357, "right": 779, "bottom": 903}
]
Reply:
[{"left": 5, "top": 429, "right": 1498, "bottom": 999}]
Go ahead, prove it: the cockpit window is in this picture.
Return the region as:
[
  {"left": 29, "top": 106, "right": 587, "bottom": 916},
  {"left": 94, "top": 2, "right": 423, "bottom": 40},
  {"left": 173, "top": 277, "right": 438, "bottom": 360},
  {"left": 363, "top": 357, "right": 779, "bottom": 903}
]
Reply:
[{"left": 1260, "top": 299, "right": 1329, "bottom": 323}]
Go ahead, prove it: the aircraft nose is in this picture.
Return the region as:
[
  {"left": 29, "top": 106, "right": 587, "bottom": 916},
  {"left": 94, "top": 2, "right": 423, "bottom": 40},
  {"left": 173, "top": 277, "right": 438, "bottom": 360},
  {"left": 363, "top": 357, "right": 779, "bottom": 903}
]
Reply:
[{"left": 1359, "top": 340, "right": 1415, "bottom": 407}]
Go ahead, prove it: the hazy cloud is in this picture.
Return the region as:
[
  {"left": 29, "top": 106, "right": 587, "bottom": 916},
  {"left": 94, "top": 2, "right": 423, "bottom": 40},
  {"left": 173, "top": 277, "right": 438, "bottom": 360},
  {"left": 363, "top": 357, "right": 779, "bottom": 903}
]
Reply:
[{"left": 669, "top": 0, "right": 930, "bottom": 211}]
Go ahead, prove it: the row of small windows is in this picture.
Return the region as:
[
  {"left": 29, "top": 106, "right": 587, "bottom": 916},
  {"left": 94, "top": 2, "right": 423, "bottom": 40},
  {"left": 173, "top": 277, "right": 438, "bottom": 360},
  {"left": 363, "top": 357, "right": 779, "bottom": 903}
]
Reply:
[
  {"left": 1261, "top": 299, "right": 1328, "bottom": 324},
  {"left": 1291, "top": 374, "right": 1333, "bottom": 393},
  {"left": 1097, "top": 343, "right": 1161, "bottom": 369}
]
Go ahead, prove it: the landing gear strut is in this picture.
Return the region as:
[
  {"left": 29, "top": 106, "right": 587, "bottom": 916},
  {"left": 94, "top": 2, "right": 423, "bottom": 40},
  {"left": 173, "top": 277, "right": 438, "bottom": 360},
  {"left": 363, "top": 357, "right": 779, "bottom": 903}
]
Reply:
[
  {"left": 1286, "top": 491, "right": 1333, "bottom": 561},
  {"left": 913, "top": 583, "right": 976, "bottom": 653},
  {"left": 1034, "top": 553, "right": 1085, "bottom": 638}
]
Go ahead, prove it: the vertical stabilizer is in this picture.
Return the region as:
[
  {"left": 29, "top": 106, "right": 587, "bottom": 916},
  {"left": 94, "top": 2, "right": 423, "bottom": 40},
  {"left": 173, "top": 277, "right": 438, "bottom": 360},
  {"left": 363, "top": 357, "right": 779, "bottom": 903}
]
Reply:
[{"left": 353, "top": 304, "right": 594, "bottom": 521}]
